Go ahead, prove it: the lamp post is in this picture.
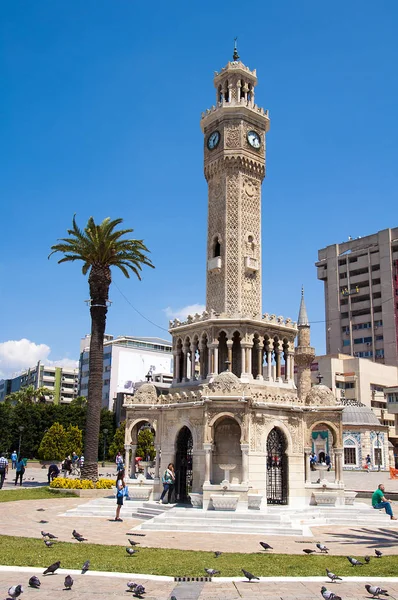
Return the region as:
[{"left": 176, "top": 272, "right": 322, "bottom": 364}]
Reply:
[
  {"left": 376, "top": 431, "right": 381, "bottom": 472},
  {"left": 102, "top": 429, "right": 108, "bottom": 468},
  {"left": 18, "top": 426, "right": 24, "bottom": 459}
]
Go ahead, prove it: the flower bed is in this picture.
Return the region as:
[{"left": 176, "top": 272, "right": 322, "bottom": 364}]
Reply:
[{"left": 50, "top": 477, "right": 114, "bottom": 490}]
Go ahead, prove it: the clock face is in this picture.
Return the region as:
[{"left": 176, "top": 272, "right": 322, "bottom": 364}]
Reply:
[
  {"left": 207, "top": 131, "right": 220, "bottom": 150},
  {"left": 247, "top": 130, "right": 261, "bottom": 149}
]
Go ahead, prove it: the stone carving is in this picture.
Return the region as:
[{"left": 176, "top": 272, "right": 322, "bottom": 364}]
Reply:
[
  {"left": 305, "top": 384, "right": 338, "bottom": 406},
  {"left": 133, "top": 384, "right": 158, "bottom": 404},
  {"left": 209, "top": 371, "right": 242, "bottom": 393},
  {"left": 225, "top": 125, "right": 240, "bottom": 148}
]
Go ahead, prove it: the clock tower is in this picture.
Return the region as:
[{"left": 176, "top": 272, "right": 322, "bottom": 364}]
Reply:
[{"left": 201, "top": 50, "right": 270, "bottom": 318}]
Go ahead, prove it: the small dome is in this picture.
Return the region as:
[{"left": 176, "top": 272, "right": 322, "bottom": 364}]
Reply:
[
  {"left": 342, "top": 403, "right": 381, "bottom": 426},
  {"left": 133, "top": 383, "right": 158, "bottom": 404},
  {"left": 209, "top": 370, "right": 242, "bottom": 392},
  {"left": 305, "top": 384, "right": 337, "bottom": 406}
]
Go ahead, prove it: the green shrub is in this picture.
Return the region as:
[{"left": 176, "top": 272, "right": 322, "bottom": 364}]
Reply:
[{"left": 38, "top": 423, "right": 67, "bottom": 461}]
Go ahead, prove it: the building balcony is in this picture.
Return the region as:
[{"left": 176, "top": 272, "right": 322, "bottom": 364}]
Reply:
[
  {"left": 207, "top": 256, "right": 222, "bottom": 273},
  {"left": 244, "top": 256, "right": 259, "bottom": 273}
]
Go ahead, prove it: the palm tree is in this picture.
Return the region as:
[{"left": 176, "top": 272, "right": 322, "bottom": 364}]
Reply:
[
  {"left": 49, "top": 216, "right": 154, "bottom": 480},
  {"left": 5, "top": 385, "right": 51, "bottom": 404}
]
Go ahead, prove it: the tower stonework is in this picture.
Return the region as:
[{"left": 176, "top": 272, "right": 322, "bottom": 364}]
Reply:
[{"left": 201, "top": 61, "right": 270, "bottom": 318}]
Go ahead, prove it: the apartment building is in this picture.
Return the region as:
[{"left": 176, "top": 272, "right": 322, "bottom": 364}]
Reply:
[
  {"left": 0, "top": 361, "right": 79, "bottom": 404},
  {"left": 310, "top": 354, "right": 398, "bottom": 443},
  {"left": 316, "top": 228, "right": 398, "bottom": 366},
  {"left": 79, "top": 334, "right": 173, "bottom": 410}
]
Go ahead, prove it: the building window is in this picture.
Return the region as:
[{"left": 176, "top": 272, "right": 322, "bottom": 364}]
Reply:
[
  {"left": 343, "top": 340, "right": 350, "bottom": 347},
  {"left": 344, "top": 447, "right": 357, "bottom": 465},
  {"left": 371, "top": 264, "right": 380, "bottom": 271},
  {"left": 339, "top": 272, "right": 347, "bottom": 279}
]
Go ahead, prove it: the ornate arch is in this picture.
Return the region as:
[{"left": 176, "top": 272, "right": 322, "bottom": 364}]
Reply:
[
  {"left": 261, "top": 419, "right": 293, "bottom": 454},
  {"left": 208, "top": 412, "right": 243, "bottom": 442},
  {"left": 168, "top": 419, "right": 198, "bottom": 450},
  {"left": 125, "top": 418, "right": 157, "bottom": 445},
  {"left": 307, "top": 420, "right": 340, "bottom": 447}
]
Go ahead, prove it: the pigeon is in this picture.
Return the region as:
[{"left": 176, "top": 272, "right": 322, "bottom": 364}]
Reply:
[
  {"left": 128, "top": 539, "right": 140, "bottom": 546},
  {"left": 44, "top": 540, "right": 55, "bottom": 547},
  {"left": 7, "top": 585, "right": 23, "bottom": 599},
  {"left": 81, "top": 560, "right": 90, "bottom": 574},
  {"left": 347, "top": 556, "right": 363, "bottom": 566},
  {"left": 28, "top": 576, "right": 40, "bottom": 589},
  {"left": 204, "top": 568, "right": 220, "bottom": 576},
  {"left": 75, "top": 535, "right": 87, "bottom": 542},
  {"left": 37, "top": 508, "right": 45, "bottom": 511},
  {"left": 326, "top": 569, "right": 342, "bottom": 583},
  {"left": 64, "top": 575, "right": 73, "bottom": 590},
  {"left": 365, "top": 585, "right": 389, "bottom": 598},
  {"left": 127, "top": 582, "right": 137, "bottom": 591},
  {"left": 375, "top": 549, "right": 383, "bottom": 558},
  {"left": 72, "top": 529, "right": 84, "bottom": 540},
  {"left": 303, "top": 548, "right": 316, "bottom": 554},
  {"left": 46, "top": 532, "right": 58, "bottom": 540},
  {"left": 260, "top": 542, "right": 273, "bottom": 550},
  {"left": 133, "top": 585, "right": 145, "bottom": 597},
  {"left": 365, "top": 556, "right": 371, "bottom": 564},
  {"left": 321, "top": 586, "right": 342, "bottom": 600},
  {"left": 39, "top": 520, "right": 48, "bottom": 524},
  {"left": 242, "top": 569, "right": 259, "bottom": 581},
  {"left": 317, "top": 543, "right": 329, "bottom": 553},
  {"left": 126, "top": 548, "right": 138, "bottom": 556},
  {"left": 214, "top": 551, "right": 222, "bottom": 558},
  {"left": 43, "top": 560, "right": 61, "bottom": 575}
]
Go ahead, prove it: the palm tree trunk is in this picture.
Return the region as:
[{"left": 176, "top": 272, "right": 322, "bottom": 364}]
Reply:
[{"left": 81, "top": 267, "right": 110, "bottom": 481}]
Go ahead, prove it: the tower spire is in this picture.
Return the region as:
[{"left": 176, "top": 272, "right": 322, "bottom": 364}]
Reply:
[
  {"left": 298, "top": 286, "right": 309, "bottom": 327},
  {"left": 232, "top": 37, "right": 239, "bottom": 61}
]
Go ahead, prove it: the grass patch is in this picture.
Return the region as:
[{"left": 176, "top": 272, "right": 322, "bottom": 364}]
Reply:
[
  {"left": 0, "top": 535, "right": 397, "bottom": 577},
  {"left": 0, "top": 487, "right": 77, "bottom": 502}
]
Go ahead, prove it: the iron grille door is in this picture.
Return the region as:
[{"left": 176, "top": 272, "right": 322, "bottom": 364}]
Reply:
[
  {"left": 175, "top": 426, "right": 193, "bottom": 504},
  {"left": 266, "top": 427, "right": 288, "bottom": 505}
]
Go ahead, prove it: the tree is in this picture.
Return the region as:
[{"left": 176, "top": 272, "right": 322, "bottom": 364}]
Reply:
[
  {"left": 108, "top": 421, "right": 126, "bottom": 461},
  {"left": 136, "top": 428, "right": 155, "bottom": 461},
  {"left": 70, "top": 396, "right": 87, "bottom": 408},
  {"left": 5, "top": 385, "right": 52, "bottom": 404},
  {"left": 49, "top": 216, "right": 154, "bottom": 480},
  {"left": 64, "top": 424, "right": 83, "bottom": 457},
  {"left": 38, "top": 422, "right": 67, "bottom": 461}
]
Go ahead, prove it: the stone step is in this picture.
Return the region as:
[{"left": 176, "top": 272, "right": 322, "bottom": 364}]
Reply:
[
  {"left": 152, "top": 509, "right": 282, "bottom": 521},
  {"left": 140, "top": 521, "right": 304, "bottom": 535}
]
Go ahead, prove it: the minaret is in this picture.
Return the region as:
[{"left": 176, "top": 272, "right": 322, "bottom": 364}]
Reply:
[
  {"left": 295, "top": 287, "right": 315, "bottom": 401},
  {"left": 200, "top": 48, "right": 270, "bottom": 318}
]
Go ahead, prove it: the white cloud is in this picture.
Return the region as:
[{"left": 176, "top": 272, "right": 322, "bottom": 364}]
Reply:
[
  {"left": 0, "top": 339, "right": 78, "bottom": 379},
  {"left": 163, "top": 304, "right": 206, "bottom": 321}
]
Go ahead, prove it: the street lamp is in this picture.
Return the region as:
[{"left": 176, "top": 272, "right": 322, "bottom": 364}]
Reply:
[
  {"left": 18, "top": 426, "right": 24, "bottom": 459},
  {"left": 376, "top": 431, "right": 381, "bottom": 472},
  {"left": 102, "top": 429, "right": 108, "bottom": 468}
]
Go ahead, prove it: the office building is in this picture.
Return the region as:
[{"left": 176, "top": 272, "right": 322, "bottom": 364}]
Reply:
[{"left": 316, "top": 228, "right": 398, "bottom": 366}]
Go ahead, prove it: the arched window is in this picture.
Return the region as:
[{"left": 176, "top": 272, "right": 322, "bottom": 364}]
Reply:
[
  {"left": 343, "top": 436, "right": 359, "bottom": 467},
  {"left": 213, "top": 237, "right": 221, "bottom": 258}
]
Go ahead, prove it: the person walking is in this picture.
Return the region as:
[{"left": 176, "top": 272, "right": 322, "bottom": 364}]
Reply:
[
  {"left": 158, "top": 463, "right": 175, "bottom": 504},
  {"left": 10, "top": 451, "right": 17, "bottom": 470},
  {"left": 0, "top": 453, "right": 8, "bottom": 489},
  {"left": 115, "top": 452, "right": 124, "bottom": 472},
  {"left": 366, "top": 454, "right": 371, "bottom": 471},
  {"left": 14, "top": 458, "right": 25, "bottom": 486},
  {"left": 115, "top": 468, "right": 126, "bottom": 522},
  {"left": 372, "top": 483, "right": 397, "bottom": 520}
]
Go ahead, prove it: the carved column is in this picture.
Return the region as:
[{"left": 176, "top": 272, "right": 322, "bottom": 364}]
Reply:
[
  {"left": 124, "top": 444, "right": 131, "bottom": 477},
  {"left": 241, "top": 443, "right": 249, "bottom": 484},
  {"left": 285, "top": 353, "right": 290, "bottom": 382},
  {"left": 241, "top": 345, "right": 246, "bottom": 376},
  {"left": 154, "top": 444, "right": 161, "bottom": 479},
  {"left": 275, "top": 341, "right": 283, "bottom": 380},
  {"left": 203, "top": 443, "right": 212, "bottom": 484},
  {"left": 246, "top": 345, "right": 252, "bottom": 377},
  {"left": 227, "top": 340, "right": 233, "bottom": 370},
  {"left": 213, "top": 342, "right": 219, "bottom": 375},
  {"left": 199, "top": 342, "right": 206, "bottom": 379},
  {"left": 257, "top": 339, "right": 264, "bottom": 380},
  {"left": 304, "top": 446, "right": 312, "bottom": 484},
  {"left": 182, "top": 344, "right": 189, "bottom": 382},
  {"left": 334, "top": 447, "right": 344, "bottom": 484},
  {"left": 289, "top": 352, "right": 295, "bottom": 381},
  {"left": 266, "top": 348, "right": 273, "bottom": 381},
  {"left": 190, "top": 340, "right": 197, "bottom": 381},
  {"left": 174, "top": 350, "right": 181, "bottom": 383},
  {"left": 130, "top": 444, "right": 137, "bottom": 479}
]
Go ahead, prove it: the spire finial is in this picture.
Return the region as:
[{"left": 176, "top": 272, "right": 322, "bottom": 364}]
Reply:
[
  {"left": 232, "top": 37, "right": 239, "bottom": 61},
  {"left": 298, "top": 286, "right": 310, "bottom": 327}
]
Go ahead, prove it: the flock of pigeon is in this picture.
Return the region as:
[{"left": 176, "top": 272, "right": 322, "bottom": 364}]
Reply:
[{"left": 3, "top": 516, "right": 395, "bottom": 600}]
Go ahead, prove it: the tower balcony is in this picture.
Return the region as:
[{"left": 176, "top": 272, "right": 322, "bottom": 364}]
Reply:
[
  {"left": 208, "top": 256, "right": 222, "bottom": 273},
  {"left": 244, "top": 256, "right": 259, "bottom": 273}
]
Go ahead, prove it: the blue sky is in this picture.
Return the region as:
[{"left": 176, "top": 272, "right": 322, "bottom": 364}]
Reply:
[{"left": 1, "top": 1, "right": 397, "bottom": 377}]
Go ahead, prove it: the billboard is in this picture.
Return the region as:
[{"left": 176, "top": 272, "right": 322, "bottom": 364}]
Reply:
[{"left": 116, "top": 349, "right": 173, "bottom": 394}]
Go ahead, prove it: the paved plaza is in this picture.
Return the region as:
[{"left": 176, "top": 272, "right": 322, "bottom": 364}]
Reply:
[{"left": 2, "top": 465, "right": 398, "bottom": 598}]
